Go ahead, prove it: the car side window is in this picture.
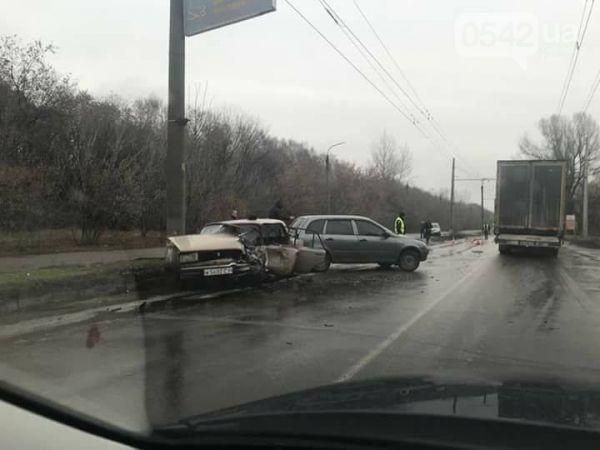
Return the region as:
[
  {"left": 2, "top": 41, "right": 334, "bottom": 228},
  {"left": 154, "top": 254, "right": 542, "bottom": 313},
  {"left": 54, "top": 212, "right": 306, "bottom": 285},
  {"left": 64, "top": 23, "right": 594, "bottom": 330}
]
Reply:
[
  {"left": 262, "top": 224, "right": 289, "bottom": 245},
  {"left": 325, "top": 220, "right": 354, "bottom": 235},
  {"left": 307, "top": 219, "right": 325, "bottom": 234},
  {"left": 355, "top": 220, "right": 384, "bottom": 236},
  {"left": 290, "top": 217, "right": 304, "bottom": 229}
]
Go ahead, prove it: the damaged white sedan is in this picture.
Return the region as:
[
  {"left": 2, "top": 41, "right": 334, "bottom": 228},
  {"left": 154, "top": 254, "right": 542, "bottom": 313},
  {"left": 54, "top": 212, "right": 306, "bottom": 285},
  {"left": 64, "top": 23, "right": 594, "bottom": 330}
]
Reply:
[{"left": 165, "top": 219, "right": 328, "bottom": 282}]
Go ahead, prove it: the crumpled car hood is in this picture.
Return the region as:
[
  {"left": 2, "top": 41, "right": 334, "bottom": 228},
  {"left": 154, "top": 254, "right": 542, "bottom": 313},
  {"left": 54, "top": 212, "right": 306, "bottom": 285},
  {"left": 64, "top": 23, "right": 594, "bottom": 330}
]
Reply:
[{"left": 167, "top": 234, "right": 244, "bottom": 252}]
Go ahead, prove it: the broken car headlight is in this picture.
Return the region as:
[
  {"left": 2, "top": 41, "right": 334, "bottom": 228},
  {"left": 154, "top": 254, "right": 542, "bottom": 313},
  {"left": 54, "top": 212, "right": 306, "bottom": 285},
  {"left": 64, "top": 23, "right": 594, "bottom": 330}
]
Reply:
[{"left": 179, "top": 252, "right": 199, "bottom": 263}]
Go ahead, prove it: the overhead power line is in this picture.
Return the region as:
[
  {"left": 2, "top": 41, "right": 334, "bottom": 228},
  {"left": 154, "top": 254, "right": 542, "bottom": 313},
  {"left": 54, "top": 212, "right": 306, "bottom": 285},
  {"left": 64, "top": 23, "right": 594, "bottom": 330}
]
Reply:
[
  {"left": 319, "top": 0, "right": 429, "bottom": 120},
  {"left": 284, "top": 0, "right": 431, "bottom": 136},
  {"left": 352, "top": 0, "right": 431, "bottom": 119},
  {"left": 347, "top": 0, "right": 478, "bottom": 176},
  {"left": 286, "top": 0, "right": 479, "bottom": 177},
  {"left": 316, "top": 0, "right": 472, "bottom": 167},
  {"left": 582, "top": 66, "right": 600, "bottom": 112},
  {"left": 318, "top": 0, "right": 422, "bottom": 124},
  {"left": 317, "top": 0, "right": 418, "bottom": 124},
  {"left": 557, "top": 0, "right": 595, "bottom": 115}
]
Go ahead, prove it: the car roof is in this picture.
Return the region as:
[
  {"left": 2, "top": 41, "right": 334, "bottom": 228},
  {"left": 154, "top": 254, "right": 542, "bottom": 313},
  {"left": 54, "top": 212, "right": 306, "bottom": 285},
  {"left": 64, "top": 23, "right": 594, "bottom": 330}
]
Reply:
[
  {"left": 209, "top": 219, "right": 286, "bottom": 226},
  {"left": 294, "top": 215, "right": 378, "bottom": 221}
]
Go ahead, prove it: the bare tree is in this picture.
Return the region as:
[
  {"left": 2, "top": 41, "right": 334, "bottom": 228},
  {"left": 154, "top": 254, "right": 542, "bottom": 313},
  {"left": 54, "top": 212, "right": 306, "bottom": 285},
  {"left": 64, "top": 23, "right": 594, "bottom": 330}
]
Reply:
[
  {"left": 131, "top": 96, "right": 166, "bottom": 236},
  {"left": 520, "top": 113, "right": 600, "bottom": 212},
  {"left": 56, "top": 95, "right": 143, "bottom": 244},
  {"left": 0, "top": 34, "right": 491, "bottom": 240},
  {"left": 369, "top": 131, "right": 412, "bottom": 182}
]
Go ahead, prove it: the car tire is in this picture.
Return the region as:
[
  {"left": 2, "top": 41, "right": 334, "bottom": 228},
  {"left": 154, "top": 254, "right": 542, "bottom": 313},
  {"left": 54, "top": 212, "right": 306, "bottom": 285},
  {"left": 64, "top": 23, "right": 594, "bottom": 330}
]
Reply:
[
  {"left": 498, "top": 244, "right": 509, "bottom": 255},
  {"left": 377, "top": 262, "right": 392, "bottom": 269},
  {"left": 398, "top": 249, "right": 420, "bottom": 272},
  {"left": 549, "top": 248, "right": 559, "bottom": 257},
  {"left": 315, "top": 252, "right": 331, "bottom": 272}
]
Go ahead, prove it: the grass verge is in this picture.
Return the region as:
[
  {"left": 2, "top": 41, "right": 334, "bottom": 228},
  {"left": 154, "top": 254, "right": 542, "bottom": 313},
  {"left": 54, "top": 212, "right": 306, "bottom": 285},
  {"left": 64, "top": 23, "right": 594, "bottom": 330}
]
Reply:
[{"left": 0, "top": 258, "right": 176, "bottom": 314}]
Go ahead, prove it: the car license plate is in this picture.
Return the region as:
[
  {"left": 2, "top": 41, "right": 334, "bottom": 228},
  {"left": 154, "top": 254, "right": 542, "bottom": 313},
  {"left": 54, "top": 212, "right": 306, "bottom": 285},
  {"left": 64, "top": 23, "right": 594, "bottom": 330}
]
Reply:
[{"left": 204, "top": 267, "right": 233, "bottom": 277}]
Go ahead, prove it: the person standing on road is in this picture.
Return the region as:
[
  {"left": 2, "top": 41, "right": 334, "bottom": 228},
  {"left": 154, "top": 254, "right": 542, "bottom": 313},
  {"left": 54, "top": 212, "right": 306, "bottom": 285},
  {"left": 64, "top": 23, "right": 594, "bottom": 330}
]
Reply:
[
  {"left": 483, "top": 223, "right": 489, "bottom": 240},
  {"left": 424, "top": 219, "right": 433, "bottom": 245},
  {"left": 269, "top": 200, "right": 292, "bottom": 222},
  {"left": 394, "top": 211, "right": 406, "bottom": 235}
]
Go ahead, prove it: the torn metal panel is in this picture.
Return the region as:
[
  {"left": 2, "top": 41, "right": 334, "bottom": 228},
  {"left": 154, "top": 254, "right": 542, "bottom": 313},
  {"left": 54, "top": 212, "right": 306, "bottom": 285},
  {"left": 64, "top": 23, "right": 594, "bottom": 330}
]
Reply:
[{"left": 264, "top": 246, "right": 298, "bottom": 276}]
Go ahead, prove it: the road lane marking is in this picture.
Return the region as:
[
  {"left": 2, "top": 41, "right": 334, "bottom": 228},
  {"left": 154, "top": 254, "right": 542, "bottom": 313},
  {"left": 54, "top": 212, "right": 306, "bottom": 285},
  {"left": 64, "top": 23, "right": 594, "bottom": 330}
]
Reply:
[{"left": 336, "top": 262, "right": 486, "bottom": 383}]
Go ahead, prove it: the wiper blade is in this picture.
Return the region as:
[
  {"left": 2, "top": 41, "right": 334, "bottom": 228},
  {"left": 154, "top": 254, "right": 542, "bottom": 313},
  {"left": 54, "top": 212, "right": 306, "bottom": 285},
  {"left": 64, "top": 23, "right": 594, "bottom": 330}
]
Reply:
[{"left": 156, "top": 410, "right": 600, "bottom": 450}]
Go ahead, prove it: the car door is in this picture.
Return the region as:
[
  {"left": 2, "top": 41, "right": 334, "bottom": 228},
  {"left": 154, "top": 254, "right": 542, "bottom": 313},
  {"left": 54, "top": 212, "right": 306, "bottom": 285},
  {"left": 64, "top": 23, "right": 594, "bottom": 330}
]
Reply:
[
  {"left": 292, "top": 219, "right": 328, "bottom": 272},
  {"left": 303, "top": 219, "right": 326, "bottom": 247},
  {"left": 354, "top": 219, "right": 397, "bottom": 263},
  {"left": 323, "top": 219, "right": 360, "bottom": 262}
]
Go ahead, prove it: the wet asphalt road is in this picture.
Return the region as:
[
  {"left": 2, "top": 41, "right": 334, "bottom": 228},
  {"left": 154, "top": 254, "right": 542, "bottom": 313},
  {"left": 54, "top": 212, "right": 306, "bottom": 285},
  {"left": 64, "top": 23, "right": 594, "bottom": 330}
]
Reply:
[{"left": 2, "top": 240, "right": 600, "bottom": 430}]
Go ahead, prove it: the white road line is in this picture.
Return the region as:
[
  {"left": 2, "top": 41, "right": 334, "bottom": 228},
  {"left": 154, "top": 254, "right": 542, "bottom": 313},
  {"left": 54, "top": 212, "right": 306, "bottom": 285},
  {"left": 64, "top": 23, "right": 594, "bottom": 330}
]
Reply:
[{"left": 336, "top": 261, "right": 486, "bottom": 383}]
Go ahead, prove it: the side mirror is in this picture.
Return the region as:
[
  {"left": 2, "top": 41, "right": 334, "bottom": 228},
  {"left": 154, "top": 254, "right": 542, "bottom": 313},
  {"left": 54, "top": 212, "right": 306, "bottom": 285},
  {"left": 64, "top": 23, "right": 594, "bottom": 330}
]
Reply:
[{"left": 381, "top": 231, "right": 391, "bottom": 239}]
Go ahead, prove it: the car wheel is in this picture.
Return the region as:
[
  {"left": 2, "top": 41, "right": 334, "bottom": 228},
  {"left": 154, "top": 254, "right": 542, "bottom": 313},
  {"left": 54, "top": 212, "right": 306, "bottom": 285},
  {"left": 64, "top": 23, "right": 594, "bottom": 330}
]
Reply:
[
  {"left": 398, "top": 249, "right": 420, "bottom": 272},
  {"left": 314, "top": 252, "right": 331, "bottom": 272},
  {"left": 377, "top": 262, "right": 392, "bottom": 269},
  {"left": 498, "top": 244, "right": 509, "bottom": 255}
]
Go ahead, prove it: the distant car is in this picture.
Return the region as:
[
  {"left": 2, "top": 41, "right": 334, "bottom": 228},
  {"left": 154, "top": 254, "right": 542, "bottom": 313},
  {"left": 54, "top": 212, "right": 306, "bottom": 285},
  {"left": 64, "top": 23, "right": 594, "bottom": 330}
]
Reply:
[
  {"left": 430, "top": 222, "right": 441, "bottom": 236},
  {"left": 291, "top": 215, "right": 429, "bottom": 272},
  {"left": 165, "top": 219, "right": 328, "bottom": 282}
]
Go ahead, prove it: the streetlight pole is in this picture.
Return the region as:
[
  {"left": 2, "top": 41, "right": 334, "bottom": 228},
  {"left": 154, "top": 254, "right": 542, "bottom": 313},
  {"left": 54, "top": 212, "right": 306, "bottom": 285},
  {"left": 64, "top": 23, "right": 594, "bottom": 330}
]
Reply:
[{"left": 326, "top": 141, "right": 345, "bottom": 214}]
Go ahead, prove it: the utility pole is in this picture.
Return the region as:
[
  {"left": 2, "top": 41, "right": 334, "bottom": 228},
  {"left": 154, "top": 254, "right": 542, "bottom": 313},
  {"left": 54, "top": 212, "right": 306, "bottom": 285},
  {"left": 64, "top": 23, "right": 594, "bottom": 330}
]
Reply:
[
  {"left": 583, "top": 143, "right": 589, "bottom": 237},
  {"left": 481, "top": 182, "right": 484, "bottom": 236},
  {"left": 454, "top": 176, "right": 496, "bottom": 236},
  {"left": 326, "top": 154, "right": 330, "bottom": 214},
  {"left": 450, "top": 157, "right": 455, "bottom": 240},
  {"left": 166, "top": 0, "right": 187, "bottom": 236}
]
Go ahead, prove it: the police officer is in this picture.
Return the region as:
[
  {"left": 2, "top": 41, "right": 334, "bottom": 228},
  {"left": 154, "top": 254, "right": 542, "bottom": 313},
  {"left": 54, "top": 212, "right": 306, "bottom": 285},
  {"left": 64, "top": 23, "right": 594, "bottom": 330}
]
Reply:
[{"left": 394, "top": 211, "right": 406, "bottom": 235}]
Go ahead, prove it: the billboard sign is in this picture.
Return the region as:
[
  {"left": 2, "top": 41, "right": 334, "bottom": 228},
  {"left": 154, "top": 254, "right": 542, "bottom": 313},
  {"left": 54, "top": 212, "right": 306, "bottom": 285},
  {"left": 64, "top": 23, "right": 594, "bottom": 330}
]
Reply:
[{"left": 184, "top": 0, "right": 277, "bottom": 36}]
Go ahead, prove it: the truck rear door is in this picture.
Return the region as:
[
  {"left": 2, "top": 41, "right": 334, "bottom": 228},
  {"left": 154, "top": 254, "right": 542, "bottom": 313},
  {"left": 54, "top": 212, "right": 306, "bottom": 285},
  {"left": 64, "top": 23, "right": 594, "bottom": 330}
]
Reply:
[
  {"left": 498, "top": 163, "right": 531, "bottom": 229},
  {"left": 530, "top": 164, "right": 563, "bottom": 230}
]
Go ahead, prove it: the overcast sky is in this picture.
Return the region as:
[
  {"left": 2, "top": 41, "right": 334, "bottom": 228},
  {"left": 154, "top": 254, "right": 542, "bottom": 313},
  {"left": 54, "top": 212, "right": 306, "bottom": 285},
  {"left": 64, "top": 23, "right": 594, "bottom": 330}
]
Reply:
[{"left": 2, "top": 0, "right": 600, "bottom": 204}]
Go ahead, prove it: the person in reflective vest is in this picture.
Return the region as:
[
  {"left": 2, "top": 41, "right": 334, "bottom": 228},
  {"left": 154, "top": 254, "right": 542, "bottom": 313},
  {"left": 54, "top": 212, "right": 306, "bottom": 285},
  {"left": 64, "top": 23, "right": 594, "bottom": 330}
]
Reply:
[{"left": 394, "top": 212, "right": 406, "bottom": 235}]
